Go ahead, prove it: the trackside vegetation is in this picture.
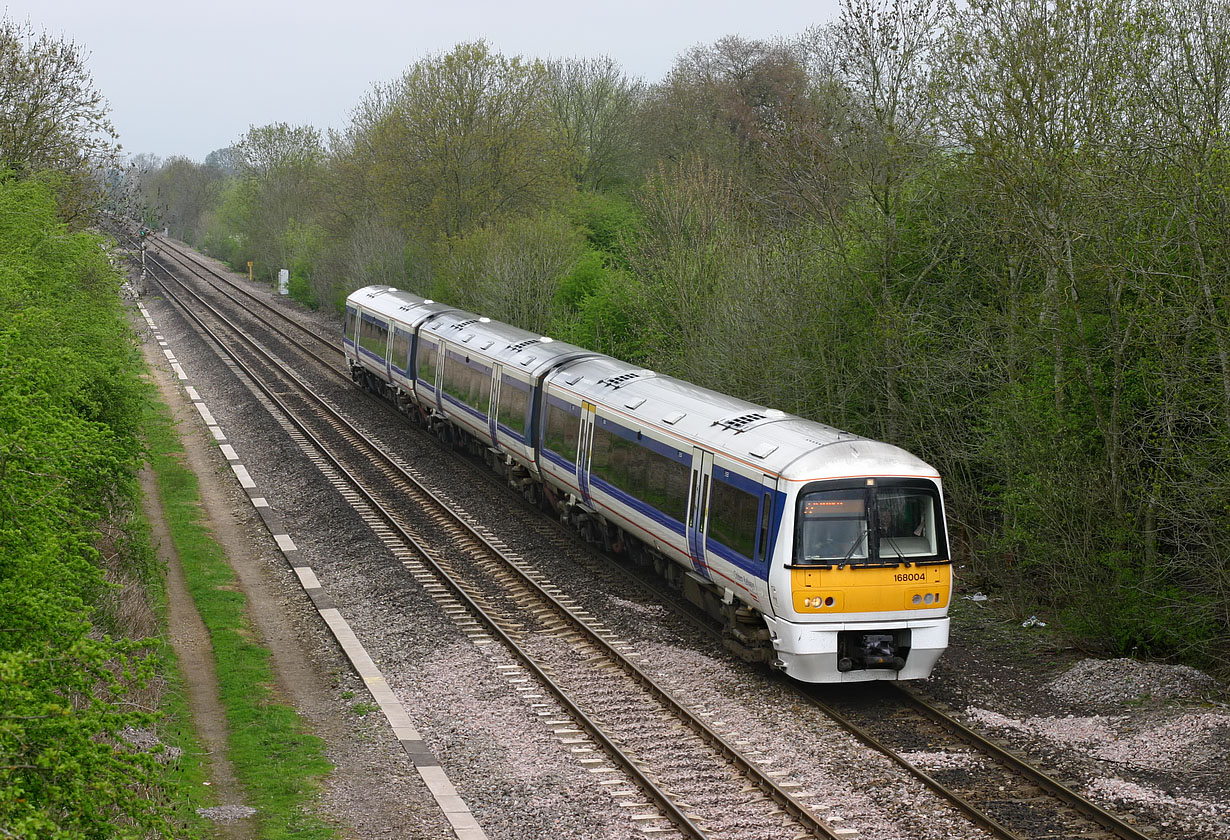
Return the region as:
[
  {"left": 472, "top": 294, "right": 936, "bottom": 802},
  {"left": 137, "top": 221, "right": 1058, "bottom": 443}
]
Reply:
[
  {"left": 0, "top": 174, "right": 190, "bottom": 836},
  {"left": 128, "top": 0, "right": 1230, "bottom": 673},
  {"left": 0, "top": 16, "right": 334, "bottom": 835}
]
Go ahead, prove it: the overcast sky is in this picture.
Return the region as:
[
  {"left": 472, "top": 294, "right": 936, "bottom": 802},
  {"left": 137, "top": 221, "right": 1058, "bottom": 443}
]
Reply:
[{"left": 6, "top": 1, "right": 841, "bottom": 163}]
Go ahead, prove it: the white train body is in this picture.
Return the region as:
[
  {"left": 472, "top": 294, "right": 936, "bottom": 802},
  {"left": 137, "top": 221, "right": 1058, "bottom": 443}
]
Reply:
[{"left": 344, "top": 285, "right": 952, "bottom": 683}]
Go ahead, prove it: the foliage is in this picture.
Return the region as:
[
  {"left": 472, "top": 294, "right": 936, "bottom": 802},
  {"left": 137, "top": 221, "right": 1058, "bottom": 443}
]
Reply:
[
  {"left": 0, "top": 177, "right": 182, "bottom": 836},
  {"left": 359, "top": 41, "right": 568, "bottom": 241},
  {"left": 433, "top": 211, "right": 584, "bottom": 333},
  {"left": 0, "top": 17, "right": 119, "bottom": 226}
]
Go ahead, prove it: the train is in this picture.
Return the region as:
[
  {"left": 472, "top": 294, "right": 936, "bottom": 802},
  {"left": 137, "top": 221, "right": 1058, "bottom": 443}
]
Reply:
[{"left": 343, "top": 284, "right": 952, "bottom": 683}]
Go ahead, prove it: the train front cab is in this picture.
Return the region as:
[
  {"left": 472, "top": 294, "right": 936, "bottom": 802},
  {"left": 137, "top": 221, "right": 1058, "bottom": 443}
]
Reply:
[{"left": 767, "top": 476, "right": 952, "bottom": 683}]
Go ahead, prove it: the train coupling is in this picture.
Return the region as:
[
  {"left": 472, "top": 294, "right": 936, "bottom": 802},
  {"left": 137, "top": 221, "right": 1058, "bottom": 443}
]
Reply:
[
  {"left": 770, "top": 658, "right": 787, "bottom": 671},
  {"left": 837, "top": 630, "right": 909, "bottom": 672}
]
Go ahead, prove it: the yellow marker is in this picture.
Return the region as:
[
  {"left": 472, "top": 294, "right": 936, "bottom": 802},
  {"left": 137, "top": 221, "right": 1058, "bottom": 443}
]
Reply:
[{"left": 247, "top": 261, "right": 253, "bottom": 281}]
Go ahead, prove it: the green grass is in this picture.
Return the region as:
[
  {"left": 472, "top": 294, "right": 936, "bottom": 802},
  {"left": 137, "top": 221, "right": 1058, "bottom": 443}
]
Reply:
[{"left": 143, "top": 393, "right": 336, "bottom": 840}]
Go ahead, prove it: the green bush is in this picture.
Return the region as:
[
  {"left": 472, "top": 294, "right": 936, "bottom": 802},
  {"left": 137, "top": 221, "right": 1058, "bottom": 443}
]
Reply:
[{"left": 0, "top": 175, "right": 180, "bottom": 837}]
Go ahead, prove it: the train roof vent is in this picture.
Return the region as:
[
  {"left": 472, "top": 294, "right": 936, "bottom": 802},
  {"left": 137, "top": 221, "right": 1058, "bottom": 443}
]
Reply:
[
  {"left": 449, "top": 318, "right": 480, "bottom": 331},
  {"left": 600, "top": 372, "right": 641, "bottom": 388},
  {"left": 480, "top": 340, "right": 494, "bottom": 350},
  {"left": 461, "top": 332, "right": 474, "bottom": 343},
  {"left": 717, "top": 412, "right": 767, "bottom": 432},
  {"left": 519, "top": 355, "right": 537, "bottom": 366},
  {"left": 662, "top": 411, "right": 686, "bottom": 425},
  {"left": 600, "top": 369, "right": 653, "bottom": 389},
  {"left": 625, "top": 397, "right": 646, "bottom": 410},
  {"left": 507, "top": 338, "right": 539, "bottom": 352}
]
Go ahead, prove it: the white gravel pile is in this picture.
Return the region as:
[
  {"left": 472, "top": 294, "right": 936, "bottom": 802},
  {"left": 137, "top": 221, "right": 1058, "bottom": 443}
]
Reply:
[
  {"left": 896, "top": 750, "right": 986, "bottom": 771},
  {"left": 1086, "top": 778, "right": 1230, "bottom": 839},
  {"left": 1096, "top": 713, "right": 1230, "bottom": 770},
  {"left": 965, "top": 706, "right": 1230, "bottom": 772},
  {"left": 964, "top": 707, "right": 1120, "bottom": 748},
  {"left": 1048, "top": 658, "right": 1220, "bottom": 704},
  {"left": 196, "top": 805, "right": 257, "bottom": 823},
  {"left": 1088, "top": 777, "right": 1226, "bottom": 813}
]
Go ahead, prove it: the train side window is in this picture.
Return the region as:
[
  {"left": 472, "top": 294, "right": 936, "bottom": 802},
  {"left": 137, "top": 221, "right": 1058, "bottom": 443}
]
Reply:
[
  {"left": 358, "top": 316, "right": 387, "bottom": 357},
  {"left": 544, "top": 399, "right": 580, "bottom": 462},
  {"left": 344, "top": 307, "right": 357, "bottom": 341},
  {"left": 708, "top": 478, "right": 759, "bottom": 561},
  {"left": 392, "top": 327, "right": 411, "bottom": 371},
  {"left": 498, "top": 378, "right": 529, "bottom": 435},
  {"left": 641, "top": 445, "right": 689, "bottom": 523},
  {"left": 417, "top": 340, "right": 437, "bottom": 384},
  {"left": 590, "top": 422, "right": 614, "bottom": 478},
  {"left": 440, "top": 353, "right": 464, "bottom": 402},
  {"left": 591, "top": 421, "right": 638, "bottom": 494},
  {"left": 467, "top": 361, "right": 492, "bottom": 415}
]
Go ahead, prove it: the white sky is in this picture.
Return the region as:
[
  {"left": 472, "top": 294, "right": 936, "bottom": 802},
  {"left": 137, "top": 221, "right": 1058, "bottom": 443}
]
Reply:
[{"left": 7, "top": 1, "right": 840, "bottom": 163}]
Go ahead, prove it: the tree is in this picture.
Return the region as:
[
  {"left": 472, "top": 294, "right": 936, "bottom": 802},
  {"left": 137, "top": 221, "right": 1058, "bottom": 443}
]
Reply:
[
  {"left": 232, "top": 122, "right": 325, "bottom": 279},
  {"left": 362, "top": 42, "right": 567, "bottom": 241},
  {"left": 640, "top": 35, "right": 811, "bottom": 180},
  {"left": 146, "top": 156, "right": 224, "bottom": 243},
  {"left": 0, "top": 17, "right": 119, "bottom": 223},
  {"left": 543, "top": 56, "right": 646, "bottom": 190}
]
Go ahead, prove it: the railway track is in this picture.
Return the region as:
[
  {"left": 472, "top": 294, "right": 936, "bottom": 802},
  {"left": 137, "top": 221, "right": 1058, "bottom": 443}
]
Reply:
[
  {"left": 807, "top": 685, "right": 1157, "bottom": 840},
  {"left": 114, "top": 225, "right": 1160, "bottom": 840},
  {"left": 121, "top": 227, "right": 849, "bottom": 840}
]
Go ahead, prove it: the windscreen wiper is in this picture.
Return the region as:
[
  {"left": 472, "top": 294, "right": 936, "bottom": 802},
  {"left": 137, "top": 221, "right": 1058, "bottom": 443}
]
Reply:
[
  {"left": 837, "top": 528, "right": 868, "bottom": 570},
  {"left": 879, "top": 528, "right": 912, "bottom": 567}
]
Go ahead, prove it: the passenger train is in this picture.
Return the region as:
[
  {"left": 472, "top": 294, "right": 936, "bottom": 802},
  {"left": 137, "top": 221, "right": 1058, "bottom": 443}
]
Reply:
[{"left": 343, "top": 285, "right": 952, "bottom": 683}]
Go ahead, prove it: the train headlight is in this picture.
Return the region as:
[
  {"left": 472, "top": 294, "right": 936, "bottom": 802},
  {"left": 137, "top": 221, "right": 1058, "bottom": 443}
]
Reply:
[
  {"left": 803, "top": 597, "right": 813, "bottom": 608},
  {"left": 912, "top": 594, "right": 922, "bottom": 605},
  {"left": 824, "top": 596, "right": 834, "bottom": 607},
  {"left": 923, "top": 593, "right": 934, "bottom": 604}
]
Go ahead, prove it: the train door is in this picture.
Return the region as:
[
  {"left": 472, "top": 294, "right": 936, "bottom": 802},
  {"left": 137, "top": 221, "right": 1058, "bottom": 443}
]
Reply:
[
  {"left": 756, "top": 475, "right": 778, "bottom": 566},
  {"left": 686, "top": 447, "right": 714, "bottom": 577},
  {"left": 343, "top": 305, "right": 358, "bottom": 360},
  {"left": 432, "top": 340, "right": 445, "bottom": 412},
  {"left": 487, "top": 365, "right": 501, "bottom": 449},
  {"left": 576, "top": 401, "right": 596, "bottom": 505},
  {"left": 379, "top": 318, "right": 393, "bottom": 383}
]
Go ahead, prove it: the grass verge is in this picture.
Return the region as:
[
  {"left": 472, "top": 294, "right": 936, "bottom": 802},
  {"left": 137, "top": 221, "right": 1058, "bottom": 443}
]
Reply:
[
  {"left": 117, "top": 497, "right": 216, "bottom": 835},
  {"left": 143, "top": 391, "right": 336, "bottom": 839}
]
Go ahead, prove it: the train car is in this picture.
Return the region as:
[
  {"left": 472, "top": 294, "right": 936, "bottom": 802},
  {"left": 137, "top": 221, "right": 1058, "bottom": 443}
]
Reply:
[
  {"left": 342, "top": 285, "right": 952, "bottom": 683},
  {"left": 411, "top": 308, "right": 595, "bottom": 473}
]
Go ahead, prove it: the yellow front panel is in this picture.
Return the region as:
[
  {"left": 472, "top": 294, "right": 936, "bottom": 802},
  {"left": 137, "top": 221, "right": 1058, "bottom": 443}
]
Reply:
[{"left": 791, "top": 564, "right": 951, "bottom": 613}]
